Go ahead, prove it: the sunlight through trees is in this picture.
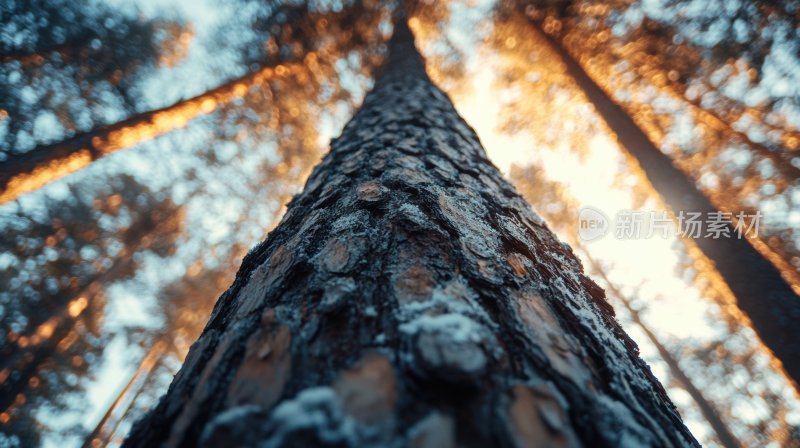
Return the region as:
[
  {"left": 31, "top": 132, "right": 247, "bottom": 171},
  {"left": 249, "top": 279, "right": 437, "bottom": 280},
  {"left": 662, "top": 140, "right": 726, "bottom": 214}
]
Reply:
[{"left": 1, "top": 0, "right": 798, "bottom": 446}]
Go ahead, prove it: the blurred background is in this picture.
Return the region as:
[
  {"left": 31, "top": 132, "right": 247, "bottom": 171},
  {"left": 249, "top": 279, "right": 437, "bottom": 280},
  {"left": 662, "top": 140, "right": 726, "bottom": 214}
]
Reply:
[{"left": 1, "top": 0, "right": 799, "bottom": 446}]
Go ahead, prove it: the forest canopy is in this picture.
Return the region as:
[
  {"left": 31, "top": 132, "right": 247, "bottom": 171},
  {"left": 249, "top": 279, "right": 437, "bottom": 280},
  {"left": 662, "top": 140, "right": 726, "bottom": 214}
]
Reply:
[{"left": 1, "top": 0, "right": 799, "bottom": 447}]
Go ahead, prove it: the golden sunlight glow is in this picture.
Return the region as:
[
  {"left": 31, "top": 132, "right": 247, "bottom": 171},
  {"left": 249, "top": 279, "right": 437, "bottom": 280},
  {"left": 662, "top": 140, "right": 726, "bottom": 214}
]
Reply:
[
  {"left": 68, "top": 296, "right": 89, "bottom": 318},
  {"left": 457, "top": 67, "right": 531, "bottom": 174},
  {"left": 447, "top": 22, "right": 800, "bottom": 417},
  {"left": 541, "top": 16, "right": 800, "bottom": 299},
  {"left": 0, "top": 61, "right": 308, "bottom": 206},
  {"left": 4, "top": 5, "right": 799, "bottom": 446},
  {"left": 0, "top": 149, "right": 92, "bottom": 204}
]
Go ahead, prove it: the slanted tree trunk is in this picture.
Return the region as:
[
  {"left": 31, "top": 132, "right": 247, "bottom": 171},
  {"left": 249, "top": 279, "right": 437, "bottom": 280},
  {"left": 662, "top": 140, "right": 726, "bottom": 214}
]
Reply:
[
  {"left": 125, "top": 19, "right": 697, "bottom": 448},
  {"left": 0, "top": 66, "right": 269, "bottom": 205},
  {"left": 517, "top": 14, "right": 800, "bottom": 389},
  {"left": 0, "top": 2, "right": 329, "bottom": 206}
]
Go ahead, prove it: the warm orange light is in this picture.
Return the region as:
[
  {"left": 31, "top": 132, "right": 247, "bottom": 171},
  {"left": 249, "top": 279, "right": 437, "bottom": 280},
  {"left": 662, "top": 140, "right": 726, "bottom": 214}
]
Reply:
[
  {"left": 200, "top": 98, "right": 216, "bottom": 113},
  {"left": 0, "top": 62, "right": 303, "bottom": 205},
  {"left": 68, "top": 296, "right": 89, "bottom": 318},
  {"left": 36, "top": 321, "right": 55, "bottom": 339},
  {"left": 453, "top": 14, "right": 800, "bottom": 444},
  {"left": 0, "top": 149, "right": 92, "bottom": 204},
  {"left": 233, "top": 83, "right": 248, "bottom": 97}
]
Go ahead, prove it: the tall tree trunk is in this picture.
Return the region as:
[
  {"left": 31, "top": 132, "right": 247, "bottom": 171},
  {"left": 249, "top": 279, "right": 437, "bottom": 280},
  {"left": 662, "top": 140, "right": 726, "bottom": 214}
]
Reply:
[
  {"left": 125, "top": 19, "right": 697, "bottom": 447},
  {"left": 520, "top": 16, "right": 800, "bottom": 389}
]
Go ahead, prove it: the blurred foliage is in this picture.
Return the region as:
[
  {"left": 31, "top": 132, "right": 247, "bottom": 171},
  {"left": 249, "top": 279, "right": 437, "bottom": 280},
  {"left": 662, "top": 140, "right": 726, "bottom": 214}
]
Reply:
[
  {"left": 0, "top": 0, "right": 189, "bottom": 156},
  {"left": 492, "top": 0, "right": 800, "bottom": 278},
  {"left": 0, "top": 174, "right": 182, "bottom": 446},
  {"left": 1, "top": 0, "right": 799, "bottom": 447}
]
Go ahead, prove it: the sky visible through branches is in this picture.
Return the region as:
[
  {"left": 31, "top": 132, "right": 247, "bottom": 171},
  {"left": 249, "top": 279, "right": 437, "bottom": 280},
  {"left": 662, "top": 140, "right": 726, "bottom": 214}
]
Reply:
[{"left": 1, "top": 0, "right": 799, "bottom": 447}]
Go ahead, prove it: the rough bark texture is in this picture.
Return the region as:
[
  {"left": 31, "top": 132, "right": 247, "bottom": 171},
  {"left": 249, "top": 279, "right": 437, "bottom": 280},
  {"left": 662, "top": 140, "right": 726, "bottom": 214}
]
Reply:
[
  {"left": 523, "top": 15, "right": 800, "bottom": 389},
  {"left": 125, "top": 20, "right": 697, "bottom": 448}
]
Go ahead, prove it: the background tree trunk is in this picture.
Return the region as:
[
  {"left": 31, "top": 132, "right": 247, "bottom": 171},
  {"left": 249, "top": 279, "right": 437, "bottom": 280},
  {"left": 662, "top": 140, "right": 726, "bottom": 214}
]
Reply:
[
  {"left": 520, "top": 15, "right": 800, "bottom": 389},
  {"left": 125, "top": 19, "right": 697, "bottom": 448},
  {"left": 0, "top": 66, "right": 268, "bottom": 205}
]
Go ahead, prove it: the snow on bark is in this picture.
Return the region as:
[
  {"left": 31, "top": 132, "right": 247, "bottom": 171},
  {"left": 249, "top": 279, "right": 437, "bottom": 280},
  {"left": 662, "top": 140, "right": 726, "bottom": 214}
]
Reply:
[{"left": 124, "top": 19, "right": 698, "bottom": 448}]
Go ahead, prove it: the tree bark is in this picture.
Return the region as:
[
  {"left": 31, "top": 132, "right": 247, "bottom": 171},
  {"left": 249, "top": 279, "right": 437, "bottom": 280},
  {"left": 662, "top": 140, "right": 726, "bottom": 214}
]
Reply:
[
  {"left": 584, "top": 254, "right": 740, "bottom": 448},
  {"left": 521, "top": 15, "right": 800, "bottom": 389},
  {"left": 125, "top": 19, "right": 697, "bottom": 448}
]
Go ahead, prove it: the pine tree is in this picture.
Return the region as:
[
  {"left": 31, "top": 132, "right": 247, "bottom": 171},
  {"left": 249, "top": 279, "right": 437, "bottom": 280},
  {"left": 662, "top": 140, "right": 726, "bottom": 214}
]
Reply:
[
  {"left": 498, "top": 2, "right": 800, "bottom": 389},
  {"left": 124, "top": 17, "right": 697, "bottom": 447}
]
